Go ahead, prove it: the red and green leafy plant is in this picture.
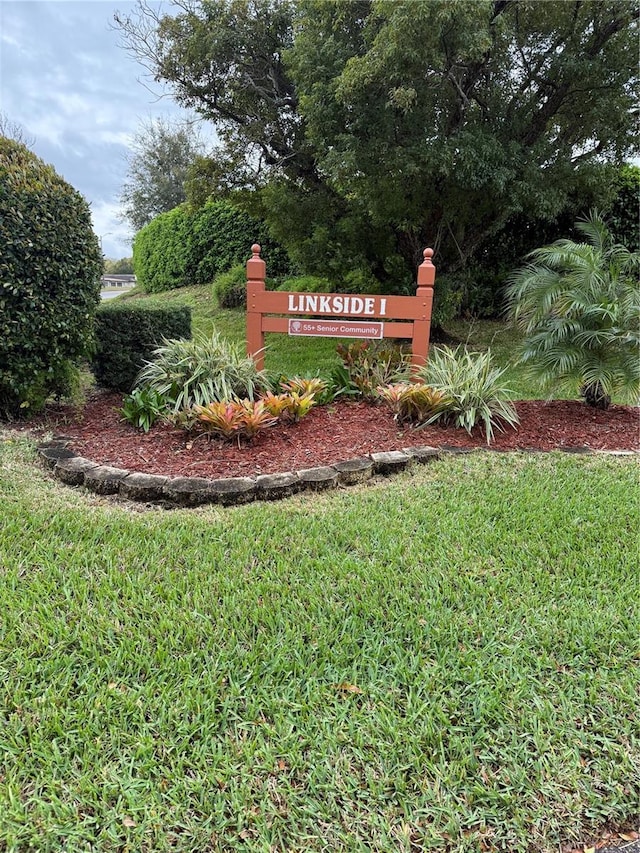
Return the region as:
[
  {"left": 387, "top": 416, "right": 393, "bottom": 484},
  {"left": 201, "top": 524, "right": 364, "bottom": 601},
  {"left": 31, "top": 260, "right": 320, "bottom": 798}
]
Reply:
[
  {"left": 377, "top": 383, "right": 452, "bottom": 425},
  {"left": 336, "top": 341, "right": 410, "bottom": 399},
  {"left": 261, "top": 390, "right": 319, "bottom": 423},
  {"left": 236, "top": 400, "right": 279, "bottom": 438},
  {"left": 280, "top": 391, "right": 317, "bottom": 423},
  {"left": 260, "top": 377, "right": 325, "bottom": 422},
  {"left": 259, "top": 392, "right": 292, "bottom": 418},
  {"left": 279, "top": 376, "right": 327, "bottom": 397},
  {"left": 193, "top": 401, "right": 245, "bottom": 438},
  {"left": 192, "top": 399, "right": 277, "bottom": 442}
]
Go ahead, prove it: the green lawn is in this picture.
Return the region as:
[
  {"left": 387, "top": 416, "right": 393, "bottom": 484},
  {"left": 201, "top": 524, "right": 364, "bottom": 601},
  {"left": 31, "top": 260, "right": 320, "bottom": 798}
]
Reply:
[
  {"left": 0, "top": 436, "right": 638, "bottom": 852},
  {"left": 2, "top": 285, "right": 637, "bottom": 851}
]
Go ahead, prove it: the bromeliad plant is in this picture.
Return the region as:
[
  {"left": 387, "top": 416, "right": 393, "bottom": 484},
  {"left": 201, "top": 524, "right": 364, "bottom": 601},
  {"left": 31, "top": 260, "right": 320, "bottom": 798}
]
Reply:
[
  {"left": 279, "top": 376, "right": 327, "bottom": 398},
  {"left": 276, "top": 391, "right": 317, "bottom": 423},
  {"left": 193, "top": 400, "right": 277, "bottom": 442},
  {"left": 260, "top": 376, "right": 326, "bottom": 422},
  {"left": 377, "top": 383, "right": 452, "bottom": 425},
  {"left": 259, "top": 392, "right": 292, "bottom": 418},
  {"left": 417, "top": 346, "right": 519, "bottom": 444}
]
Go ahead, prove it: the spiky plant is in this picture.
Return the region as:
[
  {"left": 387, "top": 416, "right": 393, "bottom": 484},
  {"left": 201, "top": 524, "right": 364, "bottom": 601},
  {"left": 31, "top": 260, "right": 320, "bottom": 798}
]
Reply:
[
  {"left": 505, "top": 212, "right": 640, "bottom": 409},
  {"left": 418, "top": 346, "right": 519, "bottom": 444},
  {"left": 376, "top": 383, "right": 452, "bottom": 425},
  {"left": 279, "top": 376, "right": 327, "bottom": 397},
  {"left": 135, "top": 331, "right": 269, "bottom": 413}
]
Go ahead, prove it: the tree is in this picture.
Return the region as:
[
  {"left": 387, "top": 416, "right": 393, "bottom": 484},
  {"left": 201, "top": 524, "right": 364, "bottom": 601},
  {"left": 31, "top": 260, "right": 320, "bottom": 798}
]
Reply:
[
  {"left": 608, "top": 164, "right": 640, "bottom": 251},
  {"left": 119, "top": 117, "right": 205, "bottom": 232},
  {"left": 505, "top": 212, "right": 640, "bottom": 409},
  {"left": 0, "top": 137, "right": 103, "bottom": 416},
  {"left": 116, "top": 0, "right": 639, "bottom": 291},
  {"left": 0, "top": 112, "right": 35, "bottom": 148},
  {"left": 104, "top": 257, "right": 135, "bottom": 274}
]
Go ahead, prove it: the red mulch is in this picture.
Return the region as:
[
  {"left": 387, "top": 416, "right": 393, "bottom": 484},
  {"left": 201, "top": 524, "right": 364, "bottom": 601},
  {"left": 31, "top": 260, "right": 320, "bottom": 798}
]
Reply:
[{"left": 14, "top": 391, "right": 639, "bottom": 479}]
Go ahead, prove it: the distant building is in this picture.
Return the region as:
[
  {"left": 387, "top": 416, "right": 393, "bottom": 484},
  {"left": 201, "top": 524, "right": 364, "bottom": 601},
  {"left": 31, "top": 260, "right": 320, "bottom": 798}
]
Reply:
[{"left": 100, "top": 274, "right": 136, "bottom": 288}]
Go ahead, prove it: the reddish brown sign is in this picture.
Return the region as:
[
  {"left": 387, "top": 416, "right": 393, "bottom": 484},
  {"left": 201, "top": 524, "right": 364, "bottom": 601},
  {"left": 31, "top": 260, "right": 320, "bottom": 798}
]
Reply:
[
  {"left": 246, "top": 244, "right": 436, "bottom": 375},
  {"left": 288, "top": 319, "right": 384, "bottom": 339}
]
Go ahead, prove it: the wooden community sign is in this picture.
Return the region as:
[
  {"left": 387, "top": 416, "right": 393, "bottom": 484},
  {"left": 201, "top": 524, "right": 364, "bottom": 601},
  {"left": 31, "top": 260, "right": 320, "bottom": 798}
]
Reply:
[{"left": 246, "top": 244, "right": 436, "bottom": 372}]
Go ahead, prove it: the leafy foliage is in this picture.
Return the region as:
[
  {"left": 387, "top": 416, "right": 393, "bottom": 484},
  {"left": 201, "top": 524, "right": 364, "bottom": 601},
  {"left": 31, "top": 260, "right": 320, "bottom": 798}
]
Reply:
[
  {"left": 186, "top": 199, "right": 290, "bottom": 284},
  {"left": 276, "top": 391, "right": 317, "bottom": 423},
  {"left": 135, "top": 331, "right": 269, "bottom": 413},
  {"left": 336, "top": 341, "right": 410, "bottom": 400},
  {"left": 92, "top": 303, "right": 191, "bottom": 392},
  {"left": 193, "top": 400, "right": 244, "bottom": 438},
  {"left": 608, "top": 164, "right": 640, "bottom": 252},
  {"left": 192, "top": 399, "right": 278, "bottom": 441},
  {"left": 279, "top": 376, "right": 327, "bottom": 398},
  {"left": 0, "top": 137, "right": 102, "bottom": 416},
  {"left": 117, "top": 0, "right": 639, "bottom": 291},
  {"left": 120, "top": 388, "right": 167, "bottom": 433},
  {"left": 324, "top": 363, "right": 361, "bottom": 402},
  {"left": 133, "top": 200, "right": 289, "bottom": 293},
  {"left": 418, "top": 346, "right": 519, "bottom": 444},
  {"left": 213, "top": 264, "right": 247, "bottom": 309},
  {"left": 377, "top": 383, "right": 452, "bottom": 426},
  {"left": 132, "top": 206, "right": 191, "bottom": 293},
  {"left": 258, "top": 392, "right": 292, "bottom": 419},
  {"left": 505, "top": 212, "right": 640, "bottom": 409},
  {"left": 260, "top": 377, "right": 325, "bottom": 423},
  {"left": 276, "top": 275, "right": 334, "bottom": 294},
  {"left": 120, "top": 117, "right": 204, "bottom": 233}
]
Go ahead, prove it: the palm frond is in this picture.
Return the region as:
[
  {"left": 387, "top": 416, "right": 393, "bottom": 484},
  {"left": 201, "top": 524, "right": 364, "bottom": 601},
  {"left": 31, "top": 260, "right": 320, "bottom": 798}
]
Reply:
[{"left": 506, "top": 213, "right": 640, "bottom": 407}]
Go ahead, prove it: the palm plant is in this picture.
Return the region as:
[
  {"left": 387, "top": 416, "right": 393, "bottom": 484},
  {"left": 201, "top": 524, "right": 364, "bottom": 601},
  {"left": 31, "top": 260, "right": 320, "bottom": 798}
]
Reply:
[{"left": 505, "top": 212, "right": 640, "bottom": 409}]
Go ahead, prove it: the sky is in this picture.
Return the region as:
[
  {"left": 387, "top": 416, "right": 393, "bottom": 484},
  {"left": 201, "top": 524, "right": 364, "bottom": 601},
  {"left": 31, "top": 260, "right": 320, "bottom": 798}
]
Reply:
[{"left": 0, "top": 0, "right": 194, "bottom": 259}]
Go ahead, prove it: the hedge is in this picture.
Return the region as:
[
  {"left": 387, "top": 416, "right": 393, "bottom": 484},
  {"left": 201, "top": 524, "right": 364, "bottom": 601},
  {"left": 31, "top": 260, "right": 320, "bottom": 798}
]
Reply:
[{"left": 92, "top": 303, "right": 192, "bottom": 392}]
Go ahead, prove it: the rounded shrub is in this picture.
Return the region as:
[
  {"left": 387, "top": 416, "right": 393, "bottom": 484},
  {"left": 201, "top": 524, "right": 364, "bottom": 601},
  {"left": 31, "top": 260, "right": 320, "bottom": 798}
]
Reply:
[
  {"left": 186, "top": 200, "right": 290, "bottom": 284},
  {"left": 213, "top": 264, "right": 247, "bottom": 309},
  {"left": 133, "top": 199, "right": 291, "bottom": 294},
  {"left": 133, "top": 206, "right": 191, "bottom": 293},
  {"left": 0, "top": 137, "right": 102, "bottom": 416}
]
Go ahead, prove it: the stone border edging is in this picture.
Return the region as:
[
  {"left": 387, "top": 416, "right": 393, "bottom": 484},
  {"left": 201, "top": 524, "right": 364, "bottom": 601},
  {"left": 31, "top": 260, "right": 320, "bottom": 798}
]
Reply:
[
  {"left": 36, "top": 441, "right": 442, "bottom": 507},
  {"left": 36, "top": 440, "right": 638, "bottom": 509}
]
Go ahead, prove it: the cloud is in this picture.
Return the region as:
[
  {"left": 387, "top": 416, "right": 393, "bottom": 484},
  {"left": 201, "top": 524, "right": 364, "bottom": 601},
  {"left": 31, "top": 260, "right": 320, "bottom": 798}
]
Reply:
[{"left": 0, "top": 0, "right": 191, "bottom": 258}]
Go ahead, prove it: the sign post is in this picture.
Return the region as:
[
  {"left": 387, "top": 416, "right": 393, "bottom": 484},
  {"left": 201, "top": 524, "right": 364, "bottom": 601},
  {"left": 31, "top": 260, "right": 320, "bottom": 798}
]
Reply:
[{"left": 246, "top": 244, "right": 436, "bottom": 374}]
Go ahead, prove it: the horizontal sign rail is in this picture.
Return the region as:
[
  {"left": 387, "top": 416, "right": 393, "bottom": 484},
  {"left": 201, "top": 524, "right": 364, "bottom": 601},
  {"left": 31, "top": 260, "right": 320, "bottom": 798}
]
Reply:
[{"left": 248, "top": 290, "right": 431, "bottom": 321}]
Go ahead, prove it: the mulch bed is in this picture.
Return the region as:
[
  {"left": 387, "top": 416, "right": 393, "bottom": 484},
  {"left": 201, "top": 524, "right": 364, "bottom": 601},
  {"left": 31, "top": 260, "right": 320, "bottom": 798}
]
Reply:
[{"left": 13, "top": 391, "right": 639, "bottom": 480}]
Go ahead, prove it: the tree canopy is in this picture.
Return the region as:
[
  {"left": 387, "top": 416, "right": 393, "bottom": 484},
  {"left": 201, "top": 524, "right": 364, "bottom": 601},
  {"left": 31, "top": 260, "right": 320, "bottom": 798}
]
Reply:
[
  {"left": 104, "top": 257, "right": 135, "bottom": 274},
  {"left": 116, "top": 0, "right": 639, "bottom": 291},
  {"left": 119, "top": 116, "right": 205, "bottom": 233}
]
